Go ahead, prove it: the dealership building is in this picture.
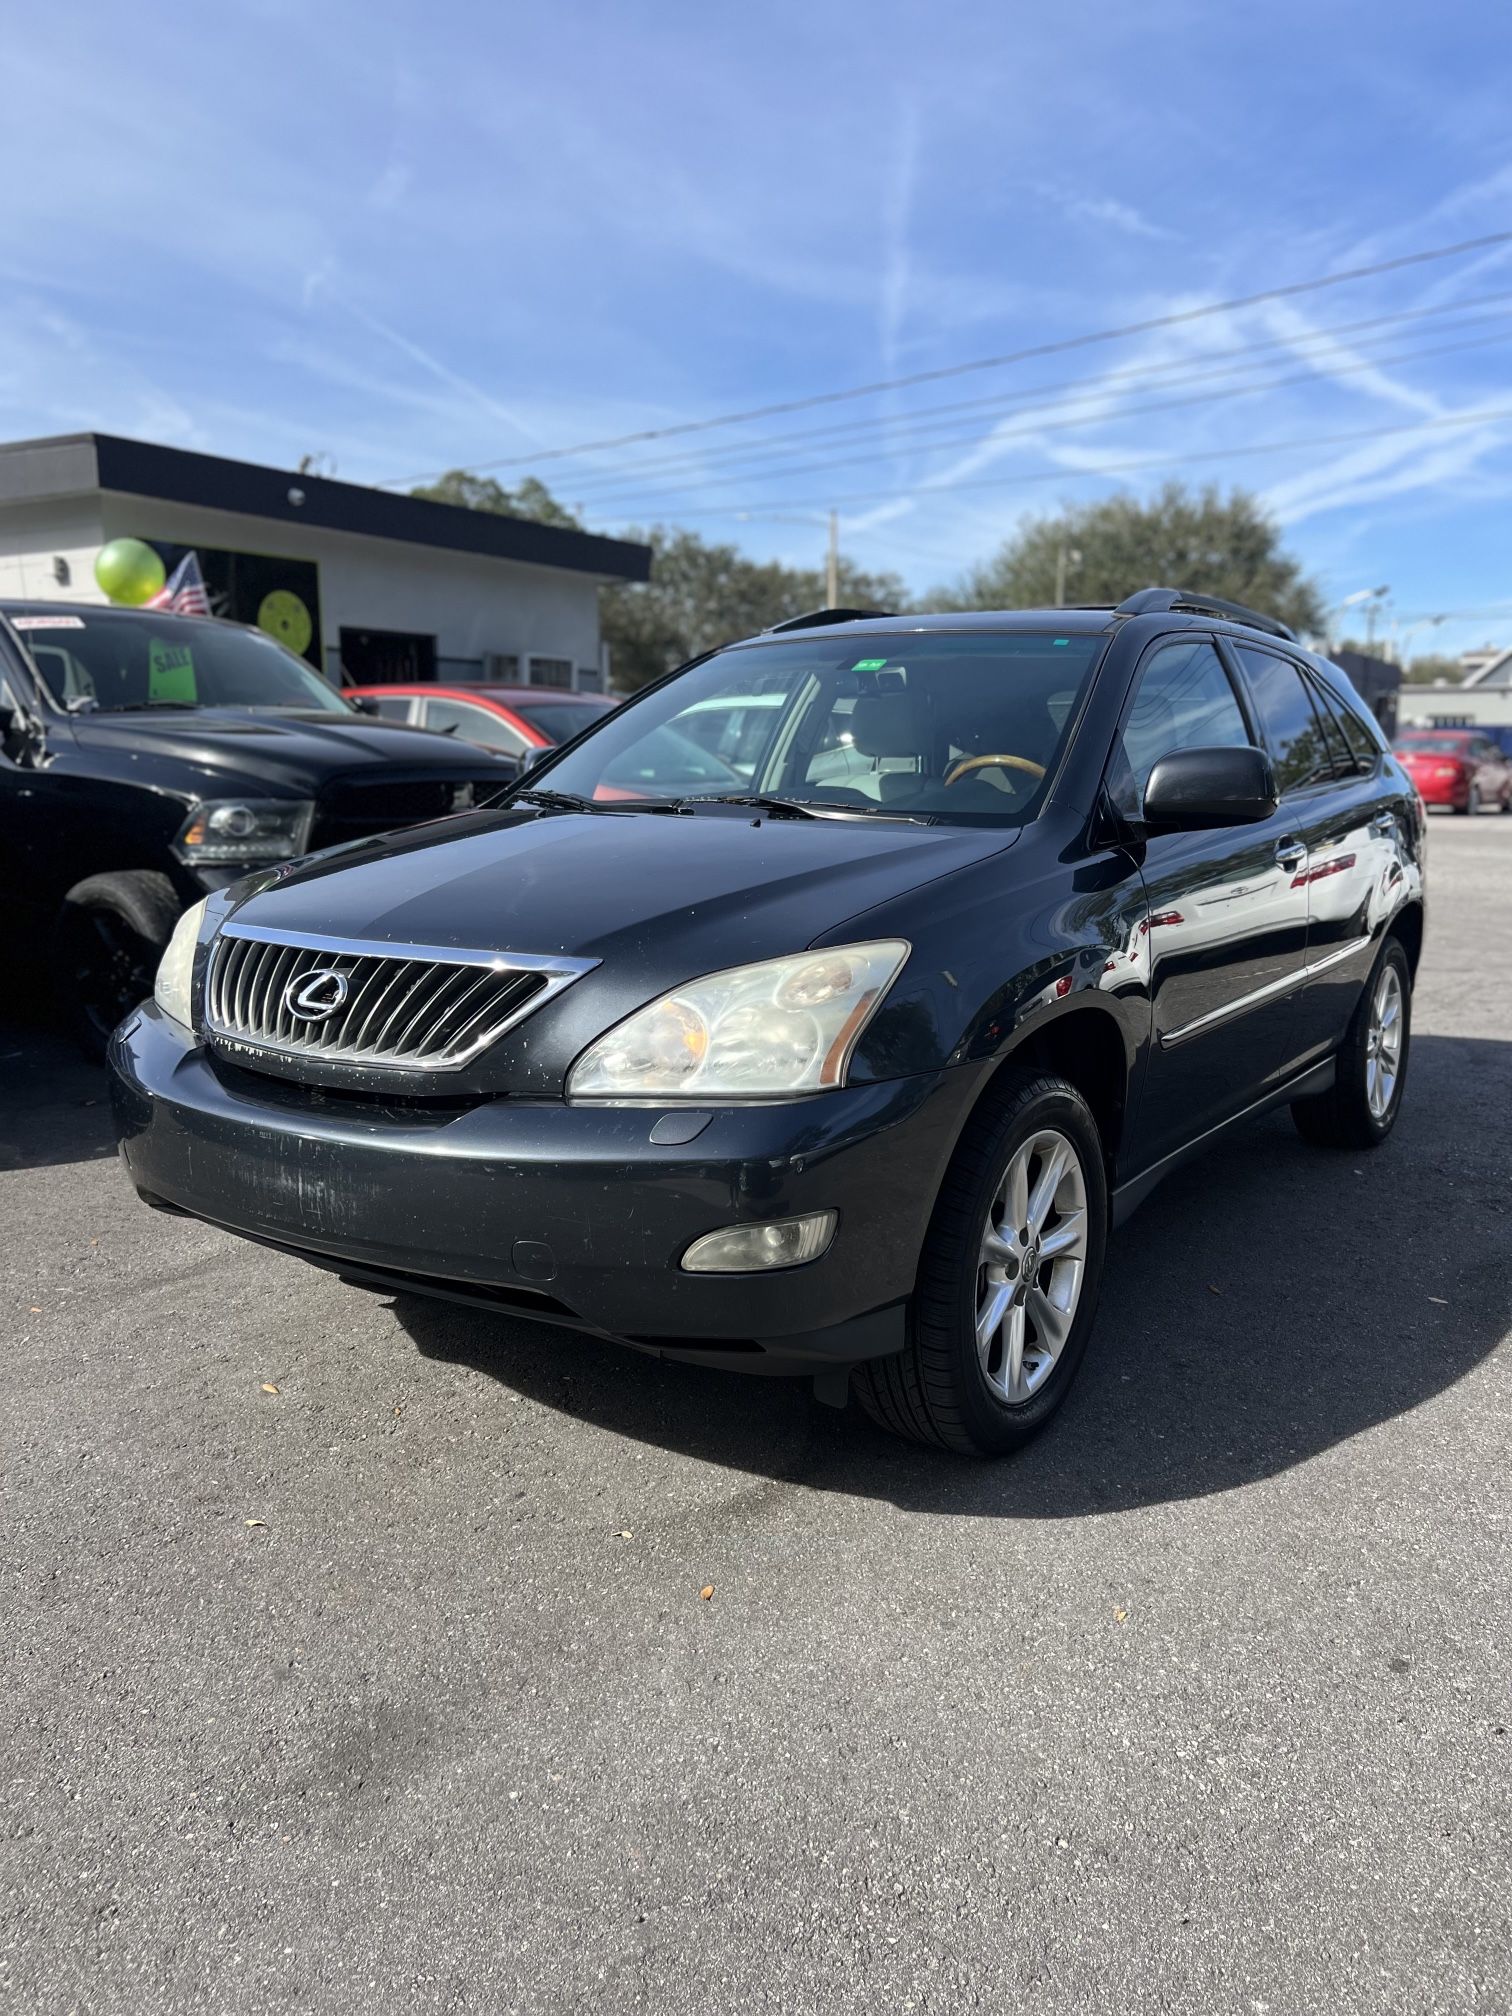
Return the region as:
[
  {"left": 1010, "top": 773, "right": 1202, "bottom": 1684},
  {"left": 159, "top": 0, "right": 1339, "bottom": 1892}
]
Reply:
[{"left": 0, "top": 433, "right": 650, "bottom": 690}]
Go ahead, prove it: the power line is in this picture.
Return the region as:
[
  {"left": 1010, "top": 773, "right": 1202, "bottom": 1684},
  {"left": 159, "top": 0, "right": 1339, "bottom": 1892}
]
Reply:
[
  {"left": 605, "top": 404, "right": 1512, "bottom": 521},
  {"left": 554, "top": 290, "right": 1512, "bottom": 501},
  {"left": 381, "top": 231, "right": 1512, "bottom": 488},
  {"left": 560, "top": 324, "right": 1512, "bottom": 514}
]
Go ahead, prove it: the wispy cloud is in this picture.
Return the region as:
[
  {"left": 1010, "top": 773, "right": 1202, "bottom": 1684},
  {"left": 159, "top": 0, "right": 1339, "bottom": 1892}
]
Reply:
[
  {"left": 325, "top": 284, "right": 544, "bottom": 451},
  {"left": 368, "top": 161, "right": 413, "bottom": 213},
  {"left": 1031, "top": 181, "right": 1177, "bottom": 243},
  {"left": 879, "top": 99, "right": 921, "bottom": 376},
  {"left": 1263, "top": 428, "right": 1505, "bottom": 525}
]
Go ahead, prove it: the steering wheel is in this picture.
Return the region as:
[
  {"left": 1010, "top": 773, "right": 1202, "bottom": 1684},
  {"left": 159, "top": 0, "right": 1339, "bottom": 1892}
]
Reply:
[{"left": 943, "top": 753, "right": 1047, "bottom": 788}]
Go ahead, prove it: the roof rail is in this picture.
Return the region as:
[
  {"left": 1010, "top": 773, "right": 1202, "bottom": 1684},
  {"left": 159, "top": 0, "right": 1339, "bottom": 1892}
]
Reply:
[
  {"left": 765, "top": 606, "right": 896, "bottom": 633},
  {"left": 1114, "top": 586, "right": 1297, "bottom": 643}
]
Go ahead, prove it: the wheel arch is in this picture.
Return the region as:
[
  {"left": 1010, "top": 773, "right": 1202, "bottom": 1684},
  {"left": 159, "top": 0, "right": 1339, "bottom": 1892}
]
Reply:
[
  {"left": 977, "top": 1003, "right": 1131, "bottom": 1178},
  {"left": 1387, "top": 900, "right": 1425, "bottom": 980}
]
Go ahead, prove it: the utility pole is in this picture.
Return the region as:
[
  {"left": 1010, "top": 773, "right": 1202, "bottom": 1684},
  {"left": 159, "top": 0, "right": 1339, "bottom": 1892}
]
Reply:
[
  {"left": 826, "top": 510, "right": 839, "bottom": 609},
  {"left": 1053, "top": 543, "right": 1081, "bottom": 608}
]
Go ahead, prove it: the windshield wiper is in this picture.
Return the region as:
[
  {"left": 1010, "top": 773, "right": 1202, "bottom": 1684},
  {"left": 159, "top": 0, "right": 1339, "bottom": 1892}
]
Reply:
[
  {"left": 507, "top": 786, "right": 616, "bottom": 813},
  {"left": 679, "top": 793, "right": 937, "bottom": 826},
  {"left": 674, "top": 793, "right": 826, "bottom": 820}
]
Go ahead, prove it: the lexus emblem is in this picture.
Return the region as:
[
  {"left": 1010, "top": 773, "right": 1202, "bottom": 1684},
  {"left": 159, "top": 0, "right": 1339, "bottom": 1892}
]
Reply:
[{"left": 284, "top": 968, "right": 349, "bottom": 1023}]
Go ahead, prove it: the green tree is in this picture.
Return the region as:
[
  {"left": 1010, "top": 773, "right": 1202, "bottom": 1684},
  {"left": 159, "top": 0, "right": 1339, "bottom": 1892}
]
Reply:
[
  {"left": 601, "top": 528, "right": 908, "bottom": 691},
  {"left": 410, "top": 470, "right": 584, "bottom": 529},
  {"left": 1402, "top": 653, "right": 1463, "bottom": 686},
  {"left": 1333, "top": 638, "right": 1454, "bottom": 678},
  {"left": 933, "top": 482, "right": 1325, "bottom": 637}
]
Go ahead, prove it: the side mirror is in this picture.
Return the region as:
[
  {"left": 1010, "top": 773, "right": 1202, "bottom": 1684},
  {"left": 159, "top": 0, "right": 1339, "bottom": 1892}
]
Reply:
[
  {"left": 1142, "top": 745, "right": 1278, "bottom": 830},
  {"left": 520, "top": 744, "right": 551, "bottom": 773},
  {"left": 347, "top": 694, "right": 380, "bottom": 716}
]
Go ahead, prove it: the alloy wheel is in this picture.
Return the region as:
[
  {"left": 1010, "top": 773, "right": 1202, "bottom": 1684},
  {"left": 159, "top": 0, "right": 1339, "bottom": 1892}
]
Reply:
[
  {"left": 975, "top": 1129, "right": 1088, "bottom": 1403},
  {"left": 1365, "top": 963, "right": 1404, "bottom": 1120}
]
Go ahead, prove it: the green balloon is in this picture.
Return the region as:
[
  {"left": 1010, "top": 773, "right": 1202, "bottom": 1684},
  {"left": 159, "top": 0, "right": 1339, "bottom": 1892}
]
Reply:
[{"left": 95, "top": 538, "right": 166, "bottom": 606}]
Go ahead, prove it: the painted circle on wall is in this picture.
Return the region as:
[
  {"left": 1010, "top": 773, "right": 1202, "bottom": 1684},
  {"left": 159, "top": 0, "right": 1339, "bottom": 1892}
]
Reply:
[{"left": 257, "top": 589, "right": 313, "bottom": 656}]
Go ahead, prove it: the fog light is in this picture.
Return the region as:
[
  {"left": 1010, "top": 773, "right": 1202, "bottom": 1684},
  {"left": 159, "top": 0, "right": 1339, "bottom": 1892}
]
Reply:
[{"left": 681, "top": 1211, "right": 837, "bottom": 1274}]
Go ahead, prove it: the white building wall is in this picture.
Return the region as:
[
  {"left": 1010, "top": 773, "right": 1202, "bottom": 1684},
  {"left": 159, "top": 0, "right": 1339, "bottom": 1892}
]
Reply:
[
  {"left": 89, "top": 493, "right": 606, "bottom": 684},
  {"left": 0, "top": 497, "right": 107, "bottom": 601},
  {"left": 1399, "top": 687, "right": 1512, "bottom": 729}
]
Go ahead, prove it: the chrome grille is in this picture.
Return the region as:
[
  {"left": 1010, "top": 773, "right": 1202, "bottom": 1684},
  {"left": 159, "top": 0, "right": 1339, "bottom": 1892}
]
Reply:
[{"left": 202, "top": 927, "right": 594, "bottom": 1070}]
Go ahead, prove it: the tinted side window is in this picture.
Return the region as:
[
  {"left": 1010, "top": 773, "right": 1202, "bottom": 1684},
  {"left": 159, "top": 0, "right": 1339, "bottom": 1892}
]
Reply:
[
  {"left": 1322, "top": 685, "right": 1378, "bottom": 769},
  {"left": 1314, "top": 669, "right": 1387, "bottom": 758},
  {"left": 0, "top": 674, "right": 21, "bottom": 750},
  {"left": 1304, "top": 678, "right": 1356, "bottom": 778},
  {"left": 368, "top": 696, "right": 414, "bottom": 722},
  {"left": 1118, "top": 638, "right": 1251, "bottom": 797},
  {"left": 1236, "top": 648, "right": 1332, "bottom": 793}
]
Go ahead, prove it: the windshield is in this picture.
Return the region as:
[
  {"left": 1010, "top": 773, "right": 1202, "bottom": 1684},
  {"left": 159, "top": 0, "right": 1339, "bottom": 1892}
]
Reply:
[
  {"left": 538, "top": 630, "right": 1106, "bottom": 824},
  {"left": 511, "top": 696, "right": 618, "bottom": 742},
  {"left": 15, "top": 611, "right": 352, "bottom": 714}
]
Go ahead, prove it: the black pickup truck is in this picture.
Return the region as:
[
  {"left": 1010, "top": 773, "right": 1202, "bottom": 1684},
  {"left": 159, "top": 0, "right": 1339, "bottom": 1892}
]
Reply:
[{"left": 0, "top": 601, "right": 515, "bottom": 1052}]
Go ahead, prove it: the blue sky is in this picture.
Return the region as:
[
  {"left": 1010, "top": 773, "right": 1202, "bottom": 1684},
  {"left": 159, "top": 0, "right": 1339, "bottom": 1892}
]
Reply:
[{"left": 3, "top": 0, "right": 1512, "bottom": 657}]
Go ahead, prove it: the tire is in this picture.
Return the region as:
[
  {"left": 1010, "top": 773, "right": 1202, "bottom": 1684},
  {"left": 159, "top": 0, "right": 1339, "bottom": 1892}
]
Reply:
[
  {"left": 854, "top": 1069, "right": 1108, "bottom": 1456},
  {"left": 1458, "top": 785, "right": 1480, "bottom": 816},
  {"left": 1500, "top": 787, "right": 1512, "bottom": 815},
  {"left": 54, "top": 870, "right": 181, "bottom": 1061},
  {"left": 1291, "top": 937, "right": 1412, "bottom": 1151}
]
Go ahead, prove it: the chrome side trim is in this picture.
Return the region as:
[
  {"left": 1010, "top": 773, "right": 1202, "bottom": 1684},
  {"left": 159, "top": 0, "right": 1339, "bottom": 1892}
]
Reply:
[
  {"left": 1160, "top": 935, "right": 1371, "bottom": 1049},
  {"left": 1301, "top": 937, "right": 1371, "bottom": 981}
]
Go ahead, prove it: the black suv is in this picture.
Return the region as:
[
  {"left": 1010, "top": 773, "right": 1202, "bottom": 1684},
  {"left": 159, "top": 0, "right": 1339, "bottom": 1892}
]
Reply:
[
  {"left": 0, "top": 602, "right": 515, "bottom": 1051},
  {"left": 109, "top": 590, "right": 1425, "bottom": 1455}
]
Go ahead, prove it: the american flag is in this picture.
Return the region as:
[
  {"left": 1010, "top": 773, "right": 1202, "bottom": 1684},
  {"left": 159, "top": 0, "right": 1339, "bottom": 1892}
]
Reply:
[{"left": 148, "top": 551, "right": 212, "bottom": 616}]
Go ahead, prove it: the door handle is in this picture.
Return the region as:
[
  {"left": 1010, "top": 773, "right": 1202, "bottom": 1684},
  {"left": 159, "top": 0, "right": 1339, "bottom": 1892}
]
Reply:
[{"left": 1274, "top": 840, "right": 1307, "bottom": 869}]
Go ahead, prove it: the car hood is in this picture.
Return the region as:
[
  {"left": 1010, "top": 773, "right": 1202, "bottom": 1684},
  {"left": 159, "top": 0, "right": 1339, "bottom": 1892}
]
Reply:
[
  {"left": 227, "top": 803, "right": 1019, "bottom": 971},
  {"left": 67, "top": 709, "right": 503, "bottom": 794}
]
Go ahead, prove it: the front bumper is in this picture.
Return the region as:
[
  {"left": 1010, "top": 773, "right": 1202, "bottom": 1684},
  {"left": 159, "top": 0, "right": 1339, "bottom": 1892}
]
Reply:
[{"left": 110, "top": 1005, "right": 979, "bottom": 1375}]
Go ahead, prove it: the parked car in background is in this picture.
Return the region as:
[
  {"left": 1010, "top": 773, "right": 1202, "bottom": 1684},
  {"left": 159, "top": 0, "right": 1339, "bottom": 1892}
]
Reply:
[
  {"left": 0, "top": 603, "right": 516, "bottom": 1053},
  {"left": 1392, "top": 728, "right": 1512, "bottom": 813},
  {"left": 112, "top": 590, "right": 1425, "bottom": 1457},
  {"left": 344, "top": 683, "right": 619, "bottom": 759}
]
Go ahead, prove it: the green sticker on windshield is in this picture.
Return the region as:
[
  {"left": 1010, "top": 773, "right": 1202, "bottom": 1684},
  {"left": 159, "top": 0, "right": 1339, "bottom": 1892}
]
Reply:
[
  {"left": 1053, "top": 638, "right": 1070, "bottom": 647},
  {"left": 852, "top": 657, "right": 888, "bottom": 671},
  {"left": 148, "top": 637, "right": 197, "bottom": 703}
]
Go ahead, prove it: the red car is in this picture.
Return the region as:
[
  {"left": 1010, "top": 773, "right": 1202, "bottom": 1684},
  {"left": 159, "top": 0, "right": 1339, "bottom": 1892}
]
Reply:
[
  {"left": 344, "top": 683, "right": 619, "bottom": 759},
  {"left": 1392, "top": 729, "right": 1512, "bottom": 814}
]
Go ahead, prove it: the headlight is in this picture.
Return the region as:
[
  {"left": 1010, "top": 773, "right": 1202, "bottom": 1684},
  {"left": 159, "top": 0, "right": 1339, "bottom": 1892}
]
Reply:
[
  {"left": 172, "top": 798, "right": 315, "bottom": 866},
  {"left": 153, "top": 898, "right": 210, "bottom": 1028},
  {"left": 567, "top": 941, "right": 909, "bottom": 1101}
]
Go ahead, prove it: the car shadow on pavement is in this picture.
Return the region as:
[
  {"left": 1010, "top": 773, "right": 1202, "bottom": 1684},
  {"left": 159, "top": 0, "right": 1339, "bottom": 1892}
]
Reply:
[
  {"left": 0, "top": 1005, "right": 114, "bottom": 1174},
  {"left": 397, "top": 1032, "right": 1512, "bottom": 1519}
]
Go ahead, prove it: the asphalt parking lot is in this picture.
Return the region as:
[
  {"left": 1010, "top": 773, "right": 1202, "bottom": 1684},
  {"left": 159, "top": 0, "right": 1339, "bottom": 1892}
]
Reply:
[{"left": 3, "top": 817, "right": 1509, "bottom": 2015}]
